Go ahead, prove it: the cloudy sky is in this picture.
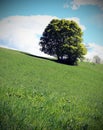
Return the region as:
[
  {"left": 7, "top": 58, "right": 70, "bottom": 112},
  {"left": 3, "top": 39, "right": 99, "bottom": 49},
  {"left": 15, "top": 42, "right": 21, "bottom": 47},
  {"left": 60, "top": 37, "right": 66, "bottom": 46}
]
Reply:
[{"left": 0, "top": 0, "right": 103, "bottom": 59}]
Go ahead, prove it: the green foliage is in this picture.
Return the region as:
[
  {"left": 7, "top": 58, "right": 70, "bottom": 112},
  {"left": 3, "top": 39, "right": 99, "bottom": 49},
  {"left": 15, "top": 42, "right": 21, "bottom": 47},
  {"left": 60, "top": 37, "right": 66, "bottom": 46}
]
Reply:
[
  {"left": 39, "top": 19, "right": 87, "bottom": 65},
  {"left": 0, "top": 48, "right": 103, "bottom": 130}
]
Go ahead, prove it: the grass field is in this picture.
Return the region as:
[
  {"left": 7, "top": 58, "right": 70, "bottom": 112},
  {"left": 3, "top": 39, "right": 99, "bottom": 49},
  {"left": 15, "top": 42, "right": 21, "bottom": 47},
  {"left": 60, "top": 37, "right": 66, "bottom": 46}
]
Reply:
[{"left": 0, "top": 47, "right": 103, "bottom": 130}]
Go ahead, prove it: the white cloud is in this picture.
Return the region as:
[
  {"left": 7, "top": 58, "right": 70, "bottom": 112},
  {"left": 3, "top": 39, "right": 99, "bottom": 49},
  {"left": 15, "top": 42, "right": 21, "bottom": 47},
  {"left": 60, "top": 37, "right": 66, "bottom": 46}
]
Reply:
[
  {"left": 1, "top": 15, "right": 102, "bottom": 61},
  {"left": 85, "top": 43, "right": 103, "bottom": 60},
  {"left": 70, "top": 0, "right": 103, "bottom": 10},
  {"left": 0, "top": 15, "right": 86, "bottom": 57},
  {"left": 0, "top": 15, "right": 58, "bottom": 57}
]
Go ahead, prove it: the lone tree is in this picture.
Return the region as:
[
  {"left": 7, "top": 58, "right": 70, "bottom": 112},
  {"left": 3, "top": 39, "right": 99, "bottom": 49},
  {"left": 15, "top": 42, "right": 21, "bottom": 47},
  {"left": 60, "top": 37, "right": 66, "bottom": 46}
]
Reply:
[
  {"left": 93, "top": 55, "right": 101, "bottom": 64},
  {"left": 39, "top": 19, "right": 87, "bottom": 65}
]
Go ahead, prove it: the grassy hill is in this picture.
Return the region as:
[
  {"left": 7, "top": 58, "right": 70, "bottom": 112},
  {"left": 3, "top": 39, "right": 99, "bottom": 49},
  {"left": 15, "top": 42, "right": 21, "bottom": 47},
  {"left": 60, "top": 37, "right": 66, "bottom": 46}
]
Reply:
[{"left": 0, "top": 47, "right": 103, "bottom": 130}]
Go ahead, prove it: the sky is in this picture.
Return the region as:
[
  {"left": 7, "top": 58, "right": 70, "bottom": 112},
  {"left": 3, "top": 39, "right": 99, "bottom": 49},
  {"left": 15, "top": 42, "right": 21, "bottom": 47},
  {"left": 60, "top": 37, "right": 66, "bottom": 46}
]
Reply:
[{"left": 0, "top": 0, "right": 103, "bottom": 60}]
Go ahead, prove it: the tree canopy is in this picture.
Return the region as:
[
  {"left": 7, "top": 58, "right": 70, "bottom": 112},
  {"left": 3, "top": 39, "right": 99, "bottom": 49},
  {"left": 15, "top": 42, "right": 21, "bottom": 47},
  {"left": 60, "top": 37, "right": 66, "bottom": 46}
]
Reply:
[{"left": 39, "top": 19, "right": 87, "bottom": 65}]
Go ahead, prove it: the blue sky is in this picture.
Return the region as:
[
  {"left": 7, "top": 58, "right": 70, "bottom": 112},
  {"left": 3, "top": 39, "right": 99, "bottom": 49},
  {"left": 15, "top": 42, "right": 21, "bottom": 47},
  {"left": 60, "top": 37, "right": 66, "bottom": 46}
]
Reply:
[{"left": 0, "top": 0, "right": 103, "bottom": 59}]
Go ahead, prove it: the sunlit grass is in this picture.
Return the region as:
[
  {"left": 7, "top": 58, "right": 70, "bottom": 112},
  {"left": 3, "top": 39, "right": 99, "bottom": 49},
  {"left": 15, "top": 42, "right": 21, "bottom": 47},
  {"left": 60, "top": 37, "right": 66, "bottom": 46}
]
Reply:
[{"left": 0, "top": 47, "right": 103, "bottom": 130}]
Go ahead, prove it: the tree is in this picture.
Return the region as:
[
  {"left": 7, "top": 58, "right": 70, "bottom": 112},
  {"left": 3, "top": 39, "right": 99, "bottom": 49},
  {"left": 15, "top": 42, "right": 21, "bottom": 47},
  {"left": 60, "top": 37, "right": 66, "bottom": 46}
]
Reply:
[
  {"left": 39, "top": 19, "right": 87, "bottom": 65},
  {"left": 93, "top": 55, "right": 101, "bottom": 64}
]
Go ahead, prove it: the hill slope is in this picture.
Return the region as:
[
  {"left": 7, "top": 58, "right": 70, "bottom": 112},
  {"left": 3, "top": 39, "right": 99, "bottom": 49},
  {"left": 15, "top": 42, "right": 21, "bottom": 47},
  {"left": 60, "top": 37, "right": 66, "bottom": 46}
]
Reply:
[{"left": 0, "top": 47, "right": 103, "bottom": 130}]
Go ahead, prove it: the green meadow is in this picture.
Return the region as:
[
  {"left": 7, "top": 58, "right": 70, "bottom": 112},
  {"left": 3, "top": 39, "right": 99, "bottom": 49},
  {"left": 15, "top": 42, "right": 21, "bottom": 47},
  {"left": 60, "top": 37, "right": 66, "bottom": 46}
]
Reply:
[{"left": 0, "top": 47, "right": 103, "bottom": 130}]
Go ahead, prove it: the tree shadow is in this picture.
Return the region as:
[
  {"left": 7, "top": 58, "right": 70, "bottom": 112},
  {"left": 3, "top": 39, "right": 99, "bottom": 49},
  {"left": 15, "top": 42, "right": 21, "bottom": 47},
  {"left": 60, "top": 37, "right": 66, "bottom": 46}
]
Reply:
[{"left": 20, "top": 52, "right": 75, "bottom": 66}]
